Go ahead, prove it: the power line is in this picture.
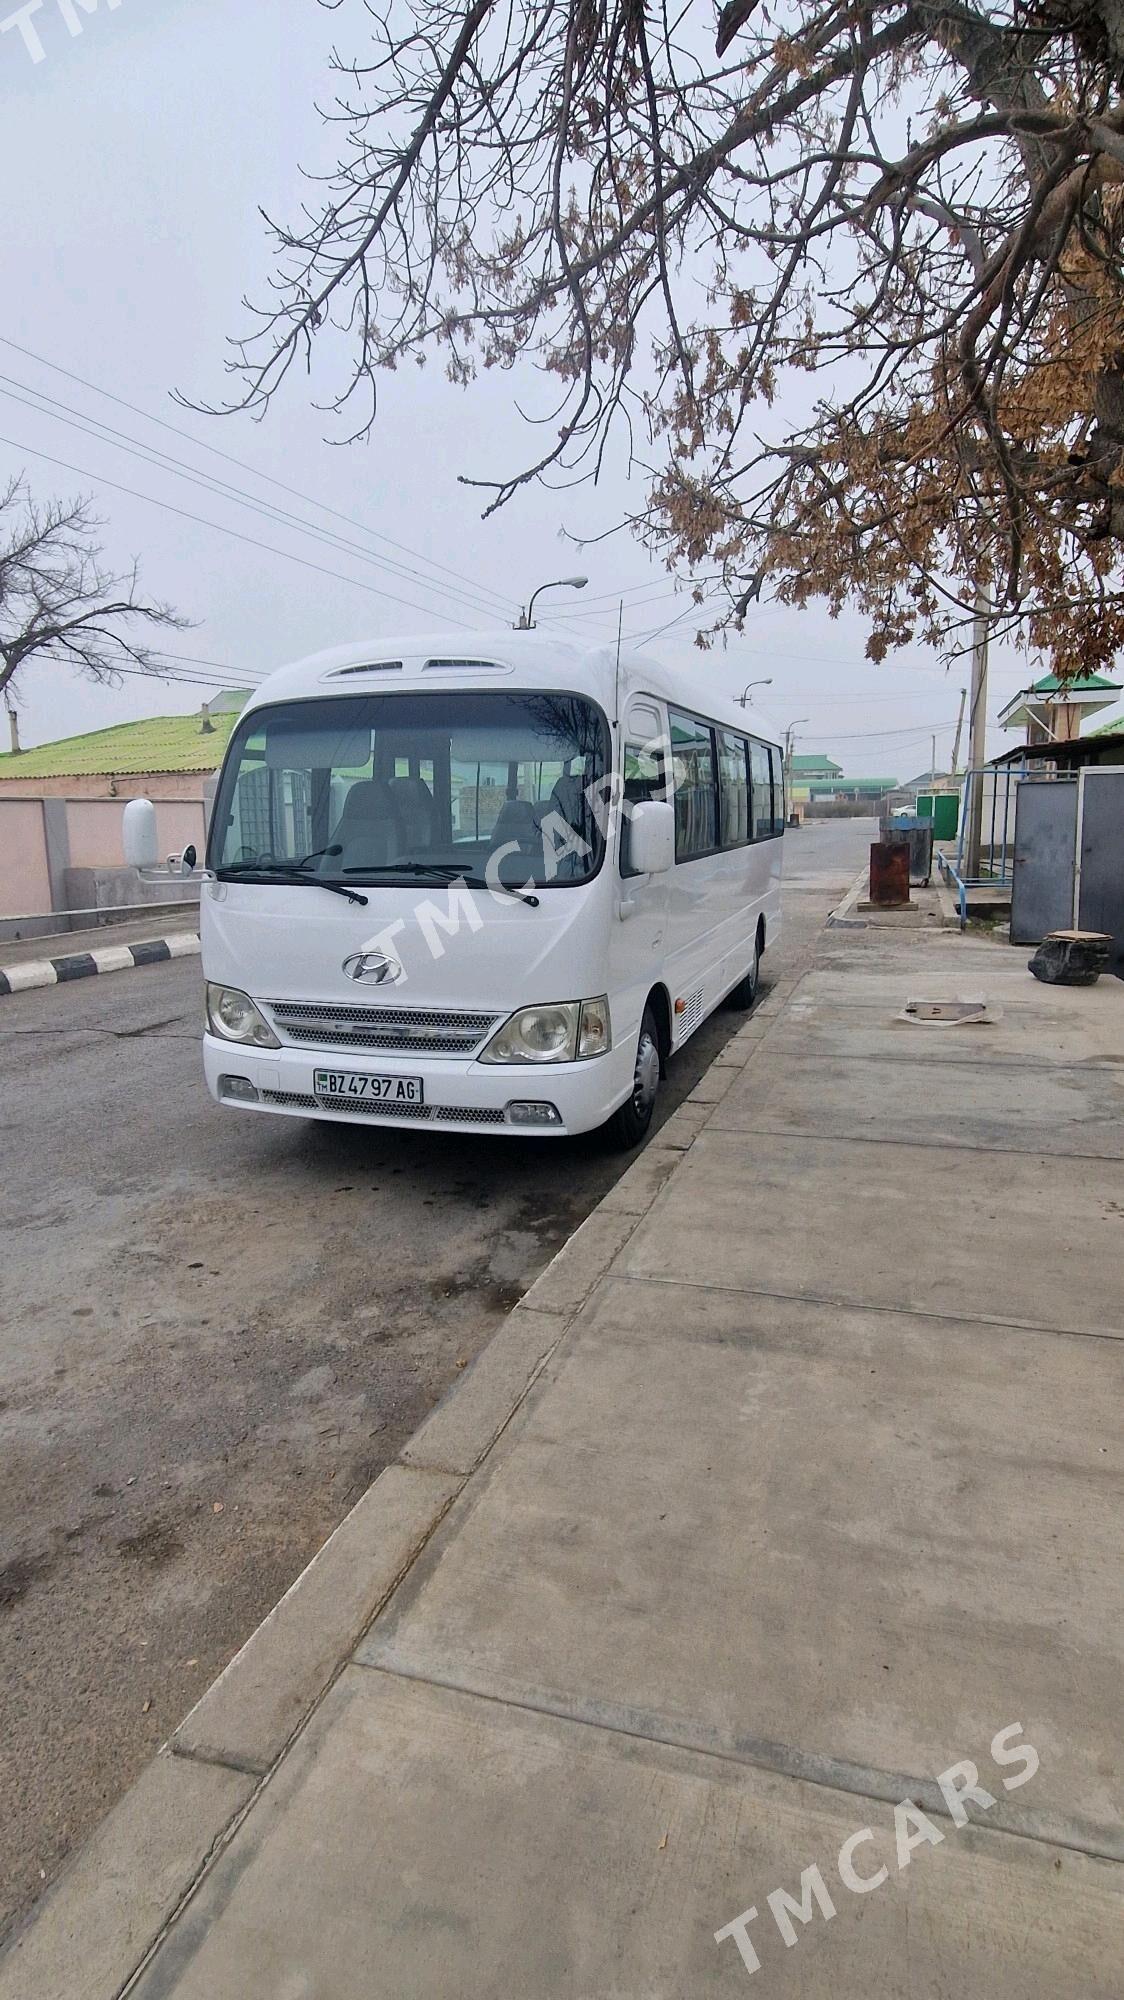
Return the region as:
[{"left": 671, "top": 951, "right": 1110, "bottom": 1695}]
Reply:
[
  {"left": 624, "top": 594, "right": 790, "bottom": 647},
  {"left": 777, "top": 689, "right": 972, "bottom": 709},
  {"left": 0, "top": 377, "right": 512, "bottom": 627},
  {"left": 48, "top": 643, "right": 251, "bottom": 675},
  {"left": 142, "top": 646, "right": 251, "bottom": 674},
  {"left": 628, "top": 601, "right": 714, "bottom": 645},
  {"left": 0, "top": 333, "right": 520, "bottom": 617},
  {"left": 563, "top": 585, "right": 723, "bottom": 622},
  {"left": 39, "top": 649, "right": 262, "bottom": 693},
  {"left": 566, "top": 577, "right": 675, "bottom": 606},
  {"left": 0, "top": 432, "right": 479, "bottom": 629},
  {"left": 561, "top": 576, "right": 716, "bottom": 611},
  {"left": 804, "top": 724, "right": 952, "bottom": 748}
]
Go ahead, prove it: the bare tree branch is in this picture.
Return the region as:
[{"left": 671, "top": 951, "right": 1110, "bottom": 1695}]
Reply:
[
  {"left": 0, "top": 478, "right": 188, "bottom": 708},
  {"left": 214, "top": 0, "right": 1124, "bottom": 672}
]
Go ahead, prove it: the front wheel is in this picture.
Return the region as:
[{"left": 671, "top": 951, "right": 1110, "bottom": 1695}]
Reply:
[
  {"left": 603, "top": 1004, "right": 661, "bottom": 1150},
  {"left": 726, "top": 930, "right": 762, "bottom": 1009}
]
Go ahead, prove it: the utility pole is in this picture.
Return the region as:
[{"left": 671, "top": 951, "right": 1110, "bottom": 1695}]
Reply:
[
  {"left": 931, "top": 734, "right": 937, "bottom": 783},
  {"left": 950, "top": 686, "right": 967, "bottom": 776},
  {"left": 964, "top": 588, "right": 991, "bottom": 878},
  {"left": 783, "top": 717, "right": 808, "bottom": 820}
]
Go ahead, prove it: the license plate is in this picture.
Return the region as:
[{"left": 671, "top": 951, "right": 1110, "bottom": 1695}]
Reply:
[{"left": 313, "top": 1069, "right": 424, "bottom": 1105}]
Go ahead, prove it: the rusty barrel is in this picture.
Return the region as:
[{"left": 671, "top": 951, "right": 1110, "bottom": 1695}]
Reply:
[{"left": 869, "top": 839, "right": 910, "bottom": 908}]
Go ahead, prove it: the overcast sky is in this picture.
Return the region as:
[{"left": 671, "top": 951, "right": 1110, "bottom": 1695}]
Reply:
[{"left": 3, "top": 0, "right": 1115, "bottom": 774}]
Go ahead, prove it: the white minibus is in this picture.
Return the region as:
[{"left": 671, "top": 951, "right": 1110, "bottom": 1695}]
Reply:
[{"left": 128, "top": 633, "right": 783, "bottom": 1146}]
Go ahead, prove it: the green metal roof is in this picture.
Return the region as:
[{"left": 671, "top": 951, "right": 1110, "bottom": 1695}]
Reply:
[
  {"left": 0, "top": 693, "right": 251, "bottom": 780},
  {"left": 1028, "top": 672, "right": 1120, "bottom": 694},
  {"left": 790, "top": 753, "right": 841, "bottom": 771},
  {"left": 806, "top": 776, "right": 898, "bottom": 793}
]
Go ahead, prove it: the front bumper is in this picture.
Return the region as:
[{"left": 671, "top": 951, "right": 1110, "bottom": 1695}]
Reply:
[{"left": 202, "top": 1032, "right": 635, "bottom": 1137}]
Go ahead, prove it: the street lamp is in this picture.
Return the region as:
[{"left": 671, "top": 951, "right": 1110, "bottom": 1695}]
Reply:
[
  {"left": 735, "top": 678, "right": 772, "bottom": 706},
  {"left": 515, "top": 576, "right": 588, "bottom": 628}
]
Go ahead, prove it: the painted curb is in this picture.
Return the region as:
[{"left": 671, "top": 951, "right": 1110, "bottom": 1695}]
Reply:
[{"left": 0, "top": 931, "right": 199, "bottom": 995}]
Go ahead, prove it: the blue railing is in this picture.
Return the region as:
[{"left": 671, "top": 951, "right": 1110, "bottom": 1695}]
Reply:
[{"left": 936, "top": 763, "right": 1030, "bottom": 928}]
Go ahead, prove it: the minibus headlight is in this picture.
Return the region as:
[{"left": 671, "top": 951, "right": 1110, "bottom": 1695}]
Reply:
[
  {"left": 479, "top": 997, "right": 611, "bottom": 1065},
  {"left": 480, "top": 1003, "right": 578, "bottom": 1063},
  {"left": 206, "top": 982, "right": 280, "bottom": 1049}
]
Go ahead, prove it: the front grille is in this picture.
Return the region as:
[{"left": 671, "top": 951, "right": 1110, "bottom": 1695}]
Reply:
[
  {"left": 260, "top": 1090, "right": 505, "bottom": 1126},
  {"left": 321, "top": 1094, "right": 430, "bottom": 1119},
  {"left": 266, "top": 1001, "right": 501, "bottom": 1057}
]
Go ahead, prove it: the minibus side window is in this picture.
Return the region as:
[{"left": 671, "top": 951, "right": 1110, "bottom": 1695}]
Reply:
[
  {"left": 669, "top": 710, "right": 718, "bottom": 861},
  {"left": 769, "top": 746, "right": 787, "bottom": 834},
  {"left": 749, "top": 738, "right": 773, "bottom": 841},
  {"left": 717, "top": 731, "right": 751, "bottom": 848},
  {"left": 620, "top": 739, "right": 667, "bottom": 878}
]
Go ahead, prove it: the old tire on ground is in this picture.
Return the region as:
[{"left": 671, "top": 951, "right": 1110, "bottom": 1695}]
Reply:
[{"left": 1028, "top": 933, "right": 1109, "bottom": 986}]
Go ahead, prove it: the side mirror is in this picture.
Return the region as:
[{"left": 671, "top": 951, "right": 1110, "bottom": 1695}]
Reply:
[
  {"left": 627, "top": 799, "right": 675, "bottom": 875},
  {"left": 122, "top": 797, "right": 159, "bottom": 870},
  {"left": 182, "top": 844, "right": 198, "bottom": 874}
]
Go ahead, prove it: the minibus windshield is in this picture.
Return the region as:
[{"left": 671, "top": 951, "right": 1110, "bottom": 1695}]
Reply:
[{"left": 209, "top": 690, "right": 610, "bottom": 889}]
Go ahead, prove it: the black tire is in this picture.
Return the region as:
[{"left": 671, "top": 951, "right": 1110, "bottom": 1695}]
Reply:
[
  {"left": 726, "top": 928, "right": 762, "bottom": 1009},
  {"left": 604, "top": 1003, "right": 661, "bottom": 1150}
]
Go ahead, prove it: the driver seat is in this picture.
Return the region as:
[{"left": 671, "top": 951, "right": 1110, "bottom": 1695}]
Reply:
[{"left": 331, "top": 780, "right": 404, "bottom": 868}]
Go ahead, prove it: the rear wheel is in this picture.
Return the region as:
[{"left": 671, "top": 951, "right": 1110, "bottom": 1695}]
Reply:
[
  {"left": 604, "top": 1003, "right": 661, "bottom": 1150},
  {"left": 726, "top": 928, "right": 762, "bottom": 1009}
]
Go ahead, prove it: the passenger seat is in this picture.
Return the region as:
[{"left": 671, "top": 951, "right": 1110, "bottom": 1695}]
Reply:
[{"left": 388, "top": 776, "right": 436, "bottom": 852}]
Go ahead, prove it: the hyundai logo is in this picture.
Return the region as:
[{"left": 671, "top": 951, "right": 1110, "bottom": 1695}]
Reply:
[{"left": 342, "top": 949, "right": 403, "bottom": 985}]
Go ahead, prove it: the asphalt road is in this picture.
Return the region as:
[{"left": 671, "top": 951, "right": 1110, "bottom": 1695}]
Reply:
[{"left": 0, "top": 818, "right": 871, "bottom": 1939}]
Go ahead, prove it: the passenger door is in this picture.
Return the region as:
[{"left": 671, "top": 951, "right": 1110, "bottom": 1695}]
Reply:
[
  {"left": 663, "top": 707, "right": 726, "bottom": 1041},
  {"left": 610, "top": 700, "right": 669, "bottom": 1052}
]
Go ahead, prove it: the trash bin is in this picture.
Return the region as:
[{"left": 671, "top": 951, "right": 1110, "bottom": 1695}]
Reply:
[{"left": 878, "top": 816, "right": 933, "bottom": 885}]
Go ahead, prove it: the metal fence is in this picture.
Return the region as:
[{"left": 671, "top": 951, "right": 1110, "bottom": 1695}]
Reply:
[
  {"left": 937, "top": 763, "right": 1033, "bottom": 927},
  {"left": 0, "top": 896, "right": 201, "bottom": 947}
]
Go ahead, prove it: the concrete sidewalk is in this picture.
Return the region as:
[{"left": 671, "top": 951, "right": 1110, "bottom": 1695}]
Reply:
[{"left": 5, "top": 920, "right": 1122, "bottom": 1996}]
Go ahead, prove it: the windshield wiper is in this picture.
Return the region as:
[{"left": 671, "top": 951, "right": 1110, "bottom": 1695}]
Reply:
[
  {"left": 342, "top": 861, "right": 539, "bottom": 907},
  {"left": 458, "top": 873, "right": 539, "bottom": 907},
  {"left": 220, "top": 844, "right": 342, "bottom": 874},
  {"left": 292, "top": 844, "right": 343, "bottom": 870},
  {"left": 215, "top": 863, "right": 368, "bottom": 907}
]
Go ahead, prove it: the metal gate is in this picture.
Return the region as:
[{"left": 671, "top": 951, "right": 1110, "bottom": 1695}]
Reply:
[
  {"left": 1076, "top": 767, "right": 1124, "bottom": 968},
  {"left": 1010, "top": 780, "right": 1078, "bottom": 944}
]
